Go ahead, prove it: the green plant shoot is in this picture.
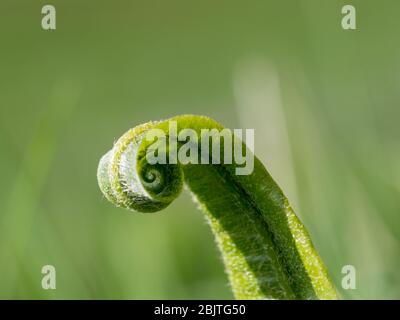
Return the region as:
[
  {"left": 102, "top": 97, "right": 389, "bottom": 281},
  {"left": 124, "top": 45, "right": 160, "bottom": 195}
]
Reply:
[{"left": 97, "top": 115, "right": 338, "bottom": 299}]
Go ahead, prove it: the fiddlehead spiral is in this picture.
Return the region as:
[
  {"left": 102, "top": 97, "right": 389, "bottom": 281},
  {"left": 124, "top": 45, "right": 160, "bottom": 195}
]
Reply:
[
  {"left": 97, "top": 122, "right": 183, "bottom": 212},
  {"left": 97, "top": 114, "right": 338, "bottom": 300}
]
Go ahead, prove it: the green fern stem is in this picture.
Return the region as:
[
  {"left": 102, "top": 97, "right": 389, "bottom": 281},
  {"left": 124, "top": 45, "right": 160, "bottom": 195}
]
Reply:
[{"left": 97, "top": 114, "right": 338, "bottom": 299}]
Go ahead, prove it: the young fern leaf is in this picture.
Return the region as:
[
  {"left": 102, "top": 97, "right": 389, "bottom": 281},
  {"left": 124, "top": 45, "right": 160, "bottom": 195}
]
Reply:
[{"left": 97, "top": 115, "right": 338, "bottom": 299}]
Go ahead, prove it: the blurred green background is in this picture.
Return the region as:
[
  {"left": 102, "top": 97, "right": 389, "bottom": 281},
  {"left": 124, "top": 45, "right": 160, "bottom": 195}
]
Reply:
[{"left": 0, "top": 0, "right": 399, "bottom": 299}]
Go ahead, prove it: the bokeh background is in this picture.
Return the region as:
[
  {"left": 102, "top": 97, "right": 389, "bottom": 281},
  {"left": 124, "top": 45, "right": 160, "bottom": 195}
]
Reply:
[{"left": 0, "top": 0, "right": 399, "bottom": 299}]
